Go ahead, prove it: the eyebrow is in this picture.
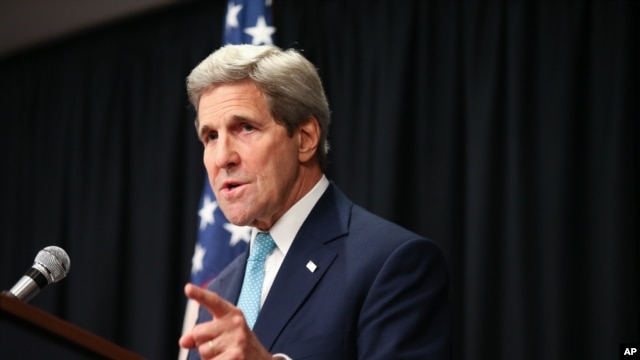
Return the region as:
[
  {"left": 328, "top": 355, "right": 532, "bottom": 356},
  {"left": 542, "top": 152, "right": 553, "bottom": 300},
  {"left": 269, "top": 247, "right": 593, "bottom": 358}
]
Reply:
[
  {"left": 198, "top": 124, "right": 211, "bottom": 140},
  {"left": 198, "top": 114, "right": 254, "bottom": 138}
]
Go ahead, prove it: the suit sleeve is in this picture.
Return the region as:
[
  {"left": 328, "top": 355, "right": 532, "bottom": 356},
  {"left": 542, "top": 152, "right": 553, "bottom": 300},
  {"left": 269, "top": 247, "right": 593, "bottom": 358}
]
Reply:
[{"left": 357, "top": 238, "right": 452, "bottom": 359}]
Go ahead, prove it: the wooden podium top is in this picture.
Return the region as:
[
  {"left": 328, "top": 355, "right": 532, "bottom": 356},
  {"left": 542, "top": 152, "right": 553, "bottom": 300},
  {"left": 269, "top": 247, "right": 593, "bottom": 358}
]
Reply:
[{"left": 0, "top": 293, "right": 144, "bottom": 359}]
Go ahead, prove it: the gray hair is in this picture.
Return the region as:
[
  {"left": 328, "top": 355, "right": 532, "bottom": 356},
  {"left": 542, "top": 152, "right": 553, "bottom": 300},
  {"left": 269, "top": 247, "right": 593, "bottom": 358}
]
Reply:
[{"left": 187, "top": 44, "right": 331, "bottom": 168}]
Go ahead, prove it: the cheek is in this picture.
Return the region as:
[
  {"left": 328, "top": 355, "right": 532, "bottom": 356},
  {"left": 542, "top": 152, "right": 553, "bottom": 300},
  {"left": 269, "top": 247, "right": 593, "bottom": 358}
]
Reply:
[
  {"left": 265, "top": 152, "right": 298, "bottom": 186},
  {"left": 203, "top": 147, "right": 214, "bottom": 166},
  {"left": 202, "top": 149, "right": 218, "bottom": 178}
]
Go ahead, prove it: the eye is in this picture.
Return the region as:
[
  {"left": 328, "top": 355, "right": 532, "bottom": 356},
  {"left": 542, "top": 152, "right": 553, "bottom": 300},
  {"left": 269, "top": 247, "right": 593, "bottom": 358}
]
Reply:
[
  {"left": 241, "top": 124, "right": 255, "bottom": 132},
  {"left": 204, "top": 131, "right": 217, "bottom": 144}
]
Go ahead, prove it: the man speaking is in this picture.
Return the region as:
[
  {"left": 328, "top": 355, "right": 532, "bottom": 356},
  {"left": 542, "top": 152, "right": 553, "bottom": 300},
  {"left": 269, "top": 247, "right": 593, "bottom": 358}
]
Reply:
[{"left": 179, "top": 44, "right": 452, "bottom": 360}]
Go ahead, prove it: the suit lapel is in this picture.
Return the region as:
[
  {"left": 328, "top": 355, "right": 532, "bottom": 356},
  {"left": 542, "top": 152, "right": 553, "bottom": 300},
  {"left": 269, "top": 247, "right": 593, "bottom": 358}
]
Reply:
[
  {"left": 213, "top": 251, "right": 248, "bottom": 303},
  {"left": 252, "top": 183, "right": 352, "bottom": 350},
  {"left": 199, "top": 250, "right": 248, "bottom": 326}
]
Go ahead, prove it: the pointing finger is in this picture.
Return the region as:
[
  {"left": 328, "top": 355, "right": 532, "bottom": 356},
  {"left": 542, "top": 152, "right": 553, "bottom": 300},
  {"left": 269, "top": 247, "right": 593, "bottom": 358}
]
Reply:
[{"left": 184, "top": 283, "right": 237, "bottom": 319}]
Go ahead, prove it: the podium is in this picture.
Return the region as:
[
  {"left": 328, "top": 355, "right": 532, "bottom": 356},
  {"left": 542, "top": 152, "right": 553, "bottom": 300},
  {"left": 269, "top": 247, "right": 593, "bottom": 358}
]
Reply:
[{"left": 0, "top": 293, "right": 144, "bottom": 359}]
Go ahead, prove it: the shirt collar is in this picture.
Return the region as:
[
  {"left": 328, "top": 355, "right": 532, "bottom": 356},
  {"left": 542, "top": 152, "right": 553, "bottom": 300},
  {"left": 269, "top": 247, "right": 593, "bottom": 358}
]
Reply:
[{"left": 251, "top": 175, "right": 329, "bottom": 256}]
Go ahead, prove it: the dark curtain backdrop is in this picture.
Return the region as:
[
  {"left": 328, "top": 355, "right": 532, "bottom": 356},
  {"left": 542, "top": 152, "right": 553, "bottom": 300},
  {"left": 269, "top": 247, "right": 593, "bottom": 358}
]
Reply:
[{"left": 0, "top": 1, "right": 637, "bottom": 359}]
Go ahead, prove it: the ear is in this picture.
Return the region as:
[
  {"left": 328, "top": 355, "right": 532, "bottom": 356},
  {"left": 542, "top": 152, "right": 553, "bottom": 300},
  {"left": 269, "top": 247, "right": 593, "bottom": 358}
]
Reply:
[{"left": 298, "top": 116, "right": 321, "bottom": 163}]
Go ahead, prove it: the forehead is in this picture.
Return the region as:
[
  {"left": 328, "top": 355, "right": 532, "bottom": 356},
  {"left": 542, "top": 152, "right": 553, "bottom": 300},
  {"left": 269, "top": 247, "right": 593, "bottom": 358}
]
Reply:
[
  {"left": 201, "top": 81, "right": 266, "bottom": 108},
  {"left": 198, "top": 81, "right": 270, "bottom": 121}
]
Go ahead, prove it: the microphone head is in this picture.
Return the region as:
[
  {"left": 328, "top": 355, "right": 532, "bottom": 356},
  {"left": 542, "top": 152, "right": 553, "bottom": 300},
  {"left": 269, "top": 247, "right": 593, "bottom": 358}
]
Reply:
[{"left": 34, "top": 246, "right": 70, "bottom": 284}]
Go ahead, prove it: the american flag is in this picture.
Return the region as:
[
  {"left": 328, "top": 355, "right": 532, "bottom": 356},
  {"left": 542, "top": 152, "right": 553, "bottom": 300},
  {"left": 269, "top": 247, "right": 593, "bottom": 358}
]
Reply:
[
  {"left": 189, "top": 179, "right": 251, "bottom": 287},
  {"left": 179, "top": 1, "right": 276, "bottom": 358}
]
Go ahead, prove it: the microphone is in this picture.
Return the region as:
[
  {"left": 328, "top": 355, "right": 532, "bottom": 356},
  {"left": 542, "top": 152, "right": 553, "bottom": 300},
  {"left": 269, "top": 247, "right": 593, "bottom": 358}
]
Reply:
[{"left": 6, "top": 246, "right": 71, "bottom": 303}]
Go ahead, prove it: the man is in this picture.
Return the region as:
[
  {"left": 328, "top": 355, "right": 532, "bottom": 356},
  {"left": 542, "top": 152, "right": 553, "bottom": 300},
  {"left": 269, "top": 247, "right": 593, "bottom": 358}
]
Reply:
[{"left": 179, "top": 44, "right": 452, "bottom": 359}]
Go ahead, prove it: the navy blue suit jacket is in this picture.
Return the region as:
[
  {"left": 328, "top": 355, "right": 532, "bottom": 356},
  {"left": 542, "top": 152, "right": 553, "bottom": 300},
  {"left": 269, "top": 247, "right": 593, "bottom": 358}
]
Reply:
[{"left": 189, "top": 183, "right": 452, "bottom": 359}]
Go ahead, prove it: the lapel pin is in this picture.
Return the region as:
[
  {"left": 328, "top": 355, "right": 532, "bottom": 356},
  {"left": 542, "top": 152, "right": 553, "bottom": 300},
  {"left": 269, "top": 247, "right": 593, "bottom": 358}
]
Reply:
[{"left": 306, "top": 260, "right": 317, "bottom": 273}]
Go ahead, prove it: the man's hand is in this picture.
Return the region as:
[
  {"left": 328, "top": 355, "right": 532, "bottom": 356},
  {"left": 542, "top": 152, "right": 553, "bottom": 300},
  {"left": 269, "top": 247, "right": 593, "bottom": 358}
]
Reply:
[{"left": 179, "top": 283, "right": 274, "bottom": 360}]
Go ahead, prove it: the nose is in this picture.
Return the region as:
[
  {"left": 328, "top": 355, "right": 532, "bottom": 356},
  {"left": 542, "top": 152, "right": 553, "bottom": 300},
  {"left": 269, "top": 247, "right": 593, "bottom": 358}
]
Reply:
[{"left": 214, "top": 133, "right": 239, "bottom": 170}]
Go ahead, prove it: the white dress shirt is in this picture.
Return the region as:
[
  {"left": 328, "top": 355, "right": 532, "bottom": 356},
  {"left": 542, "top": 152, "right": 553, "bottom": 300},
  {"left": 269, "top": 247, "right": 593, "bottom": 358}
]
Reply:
[{"left": 249, "top": 175, "right": 329, "bottom": 307}]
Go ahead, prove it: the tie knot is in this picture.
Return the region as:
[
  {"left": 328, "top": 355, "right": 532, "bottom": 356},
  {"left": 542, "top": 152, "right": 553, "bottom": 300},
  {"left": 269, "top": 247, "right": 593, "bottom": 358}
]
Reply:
[{"left": 249, "top": 232, "right": 275, "bottom": 262}]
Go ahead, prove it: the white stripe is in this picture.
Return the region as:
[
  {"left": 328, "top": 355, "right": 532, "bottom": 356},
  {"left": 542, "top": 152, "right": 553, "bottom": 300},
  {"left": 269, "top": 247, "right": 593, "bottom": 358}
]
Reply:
[{"left": 178, "top": 299, "right": 199, "bottom": 360}]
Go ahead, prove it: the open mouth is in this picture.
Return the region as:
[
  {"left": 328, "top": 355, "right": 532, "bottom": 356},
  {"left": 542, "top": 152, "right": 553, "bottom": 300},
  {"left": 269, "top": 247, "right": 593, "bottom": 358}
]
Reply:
[{"left": 222, "top": 181, "right": 244, "bottom": 191}]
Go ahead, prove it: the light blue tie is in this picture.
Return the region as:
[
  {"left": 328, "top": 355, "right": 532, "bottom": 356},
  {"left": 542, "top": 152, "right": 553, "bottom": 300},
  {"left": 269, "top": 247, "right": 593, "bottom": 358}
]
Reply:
[{"left": 236, "top": 232, "right": 276, "bottom": 329}]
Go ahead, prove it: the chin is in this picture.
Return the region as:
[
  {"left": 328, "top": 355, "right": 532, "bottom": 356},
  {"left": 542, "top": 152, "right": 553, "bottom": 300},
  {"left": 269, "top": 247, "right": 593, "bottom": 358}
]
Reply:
[{"left": 222, "top": 210, "right": 253, "bottom": 227}]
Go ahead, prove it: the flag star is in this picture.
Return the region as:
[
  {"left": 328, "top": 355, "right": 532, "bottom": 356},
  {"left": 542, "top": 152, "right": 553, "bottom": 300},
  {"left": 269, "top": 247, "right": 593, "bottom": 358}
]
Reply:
[
  {"left": 191, "top": 243, "right": 206, "bottom": 274},
  {"left": 265, "top": 0, "right": 272, "bottom": 6},
  {"left": 224, "top": 223, "right": 252, "bottom": 246},
  {"left": 198, "top": 196, "right": 217, "bottom": 230},
  {"left": 244, "top": 15, "right": 275, "bottom": 45},
  {"left": 226, "top": 2, "right": 243, "bottom": 29}
]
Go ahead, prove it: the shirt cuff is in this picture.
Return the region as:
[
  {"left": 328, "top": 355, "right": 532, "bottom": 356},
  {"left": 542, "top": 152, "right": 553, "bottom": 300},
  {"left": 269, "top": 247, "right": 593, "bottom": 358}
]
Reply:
[{"left": 272, "top": 353, "right": 293, "bottom": 360}]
